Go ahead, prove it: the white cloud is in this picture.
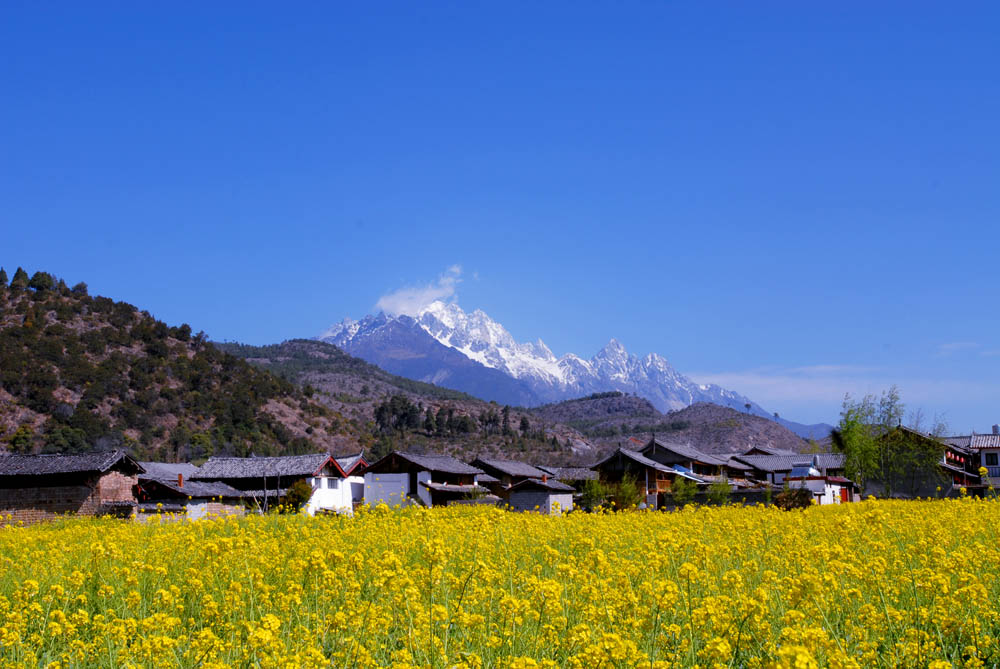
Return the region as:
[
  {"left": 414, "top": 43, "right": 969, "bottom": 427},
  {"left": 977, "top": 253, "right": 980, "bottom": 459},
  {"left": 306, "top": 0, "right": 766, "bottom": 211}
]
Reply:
[
  {"left": 936, "top": 341, "right": 979, "bottom": 357},
  {"left": 687, "top": 364, "right": 1000, "bottom": 428},
  {"left": 375, "top": 265, "right": 462, "bottom": 316}
]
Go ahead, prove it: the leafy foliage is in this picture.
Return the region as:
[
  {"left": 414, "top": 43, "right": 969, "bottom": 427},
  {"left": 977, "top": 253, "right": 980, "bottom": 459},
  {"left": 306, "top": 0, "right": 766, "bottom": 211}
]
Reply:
[{"left": 832, "top": 386, "right": 944, "bottom": 496}]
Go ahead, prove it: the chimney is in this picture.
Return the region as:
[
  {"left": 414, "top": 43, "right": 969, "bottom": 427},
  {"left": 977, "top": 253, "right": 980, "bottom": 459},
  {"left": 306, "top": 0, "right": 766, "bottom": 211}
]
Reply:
[
  {"left": 177, "top": 473, "right": 183, "bottom": 488},
  {"left": 993, "top": 425, "right": 999, "bottom": 435},
  {"left": 542, "top": 474, "right": 548, "bottom": 483}
]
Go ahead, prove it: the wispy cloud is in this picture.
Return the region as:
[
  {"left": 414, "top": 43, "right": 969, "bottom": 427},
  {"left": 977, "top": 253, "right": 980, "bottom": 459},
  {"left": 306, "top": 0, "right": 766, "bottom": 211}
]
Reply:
[
  {"left": 687, "top": 363, "right": 1000, "bottom": 428},
  {"left": 936, "top": 341, "right": 979, "bottom": 357},
  {"left": 375, "top": 265, "right": 462, "bottom": 316}
]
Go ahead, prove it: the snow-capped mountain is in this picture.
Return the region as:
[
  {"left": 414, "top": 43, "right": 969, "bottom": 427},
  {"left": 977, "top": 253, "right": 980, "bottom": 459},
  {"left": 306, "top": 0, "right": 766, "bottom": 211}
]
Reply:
[{"left": 319, "top": 301, "right": 831, "bottom": 439}]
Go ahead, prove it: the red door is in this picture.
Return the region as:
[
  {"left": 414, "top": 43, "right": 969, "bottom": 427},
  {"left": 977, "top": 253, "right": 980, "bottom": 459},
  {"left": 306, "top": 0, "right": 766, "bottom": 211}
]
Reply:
[{"left": 839, "top": 488, "right": 849, "bottom": 503}]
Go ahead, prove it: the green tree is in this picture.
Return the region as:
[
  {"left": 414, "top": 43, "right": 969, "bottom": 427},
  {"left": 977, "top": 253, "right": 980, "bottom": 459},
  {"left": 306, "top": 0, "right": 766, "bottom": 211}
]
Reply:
[
  {"left": 501, "top": 405, "right": 512, "bottom": 436},
  {"left": 0, "top": 267, "right": 7, "bottom": 288},
  {"left": 611, "top": 473, "right": 644, "bottom": 509},
  {"left": 707, "top": 476, "right": 731, "bottom": 505},
  {"left": 671, "top": 476, "right": 697, "bottom": 507},
  {"left": 10, "top": 267, "right": 29, "bottom": 290},
  {"left": 580, "top": 478, "right": 608, "bottom": 510},
  {"left": 832, "top": 386, "right": 942, "bottom": 496},
  {"left": 8, "top": 425, "right": 33, "bottom": 453},
  {"left": 423, "top": 407, "right": 435, "bottom": 434},
  {"left": 27, "top": 271, "right": 55, "bottom": 292},
  {"left": 70, "top": 282, "right": 88, "bottom": 296},
  {"left": 519, "top": 415, "right": 531, "bottom": 435}
]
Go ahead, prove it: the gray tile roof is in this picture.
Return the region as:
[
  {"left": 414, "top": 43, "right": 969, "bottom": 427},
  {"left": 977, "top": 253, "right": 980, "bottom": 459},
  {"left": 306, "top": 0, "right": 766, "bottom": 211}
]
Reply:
[
  {"left": 471, "top": 458, "right": 548, "bottom": 479},
  {"left": 194, "top": 453, "right": 334, "bottom": 480},
  {"left": 507, "top": 477, "right": 576, "bottom": 493},
  {"left": 334, "top": 452, "right": 366, "bottom": 475},
  {"left": 0, "top": 450, "right": 144, "bottom": 476},
  {"left": 139, "top": 461, "right": 201, "bottom": 480},
  {"left": 375, "top": 452, "right": 483, "bottom": 475},
  {"left": 593, "top": 448, "right": 674, "bottom": 473},
  {"left": 536, "top": 466, "right": 598, "bottom": 481},
  {"left": 140, "top": 478, "right": 244, "bottom": 499},
  {"left": 734, "top": 453, "right": 845, "bottom": 473},
  {"left": 971, "top": 434, "right": 1000, "bottom": 449},
  {"left": 646, "top": 439, "right": 728, "bottom": 466},
  {"left": 419, "top": 481, "right": 488, "bottom": 493}
]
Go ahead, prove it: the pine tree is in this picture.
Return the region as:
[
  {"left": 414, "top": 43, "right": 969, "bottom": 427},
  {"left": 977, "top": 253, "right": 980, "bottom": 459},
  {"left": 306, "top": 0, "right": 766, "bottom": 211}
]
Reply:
[
  {"left": 435, "top": 407, "right": 447, "bottom": 436},
  {"left": 10, "top": 267, "right": 28, "bottom": 290},
  {"left": 519, "top": 416, "right": 531, "bottom": 435},
  {"left": 0, "top": 267, "right": 7, "bottom": 288},
  {"left": 423, "top": 407, "right": 435, "bottom": 434},
  {"left": 501, "top": 405, "right": 512, "bottom": 436}
]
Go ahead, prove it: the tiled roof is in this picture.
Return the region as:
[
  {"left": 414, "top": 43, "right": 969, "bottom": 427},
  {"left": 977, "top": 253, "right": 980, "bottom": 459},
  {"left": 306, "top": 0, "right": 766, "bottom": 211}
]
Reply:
[
  {"left": 593, "top": 448, "right": 674, "bottom": 473},
  {"left": 646, "top": 439, "right": 728, "bottom": 466},
  {"left": 139, "top": 462, "right": 201, "bottom": 480},
  {"left": 942, "top": 435, "right": 972, "bottom": 448},
  {"left": 194, "top": 453, "right": 336, "bottom": 480},
  {"left": 419, "top": 481, "right": 488, "bottom": 493},
  {"left": 477, "top": 473, "right": 499, "bottom": 483},
  {"left": 971, "top": 434, "right": 1000, "bottom": 449},
  {"left": 334, "top": 452, "right": 366, "bottom": 476},
  {"left": 372, "top": 452, "right": 483, "bottom": 475},
  {"left": 472, "top": 458, "right": 548, "bottom": 479},
  {"left": 507, "top": 478, "right": 576, "bottom": 493},
  {"left": 536, "top": 466, "right": 598, "bottom": 481},
  {"left": 733, "top": 453, "right": 845, "bottom": 473},
  {"left": 0, "top": 450, "right": 144, "bottom": 477},
  {"left": 140, "top": 478, "right": 243, "bottom": 499}
]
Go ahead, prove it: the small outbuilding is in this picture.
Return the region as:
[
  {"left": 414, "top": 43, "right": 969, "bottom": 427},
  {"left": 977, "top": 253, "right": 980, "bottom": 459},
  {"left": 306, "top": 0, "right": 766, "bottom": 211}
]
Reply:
[
  {"left": 363, "top": 452, "right": 486, "bottom": 507},
  {"left": 506, "top": 477, "right": 575, "bottom": 514},
  {"left": 136, "top": 477, "right": 245, "bottom": 520},
  {"left": 0, "top": 450, "right": 143, "bottom": 525}
]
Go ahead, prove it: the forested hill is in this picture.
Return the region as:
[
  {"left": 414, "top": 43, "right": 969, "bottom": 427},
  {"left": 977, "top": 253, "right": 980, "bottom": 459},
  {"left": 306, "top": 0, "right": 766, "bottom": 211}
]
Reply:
[
  {"left": 220, "top": 339, "right": 595, "bottom": 463},
  {"left": 0, "top": 268, "right": 352, "bottom": 460},
  {"left": 533, "top": 392, "right": 813, "bottom": 454}
]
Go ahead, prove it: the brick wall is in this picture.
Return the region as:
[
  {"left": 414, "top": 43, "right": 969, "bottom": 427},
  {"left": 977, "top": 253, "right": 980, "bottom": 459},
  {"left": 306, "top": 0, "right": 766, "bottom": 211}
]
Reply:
[{"left": 0, "top": 471, "right": 139, "bottom": 526}]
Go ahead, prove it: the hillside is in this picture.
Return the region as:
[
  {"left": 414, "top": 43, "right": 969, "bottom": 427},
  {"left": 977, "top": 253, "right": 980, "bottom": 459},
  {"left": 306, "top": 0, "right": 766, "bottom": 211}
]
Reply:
[
  {"left": 0, "top": 268, "right": 354, "bottom": 460},
  {"left": 220, "top": 339, "right": 594, "bottom": 463},
  {"left": 533, "top": 393, "right": 814, "bottom": 455}
]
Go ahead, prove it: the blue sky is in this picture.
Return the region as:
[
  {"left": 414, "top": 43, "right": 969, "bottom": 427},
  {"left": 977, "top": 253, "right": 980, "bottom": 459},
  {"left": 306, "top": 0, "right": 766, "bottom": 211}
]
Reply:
[{"left": 2, "top": 2, "right": 999, "bottom": 430}]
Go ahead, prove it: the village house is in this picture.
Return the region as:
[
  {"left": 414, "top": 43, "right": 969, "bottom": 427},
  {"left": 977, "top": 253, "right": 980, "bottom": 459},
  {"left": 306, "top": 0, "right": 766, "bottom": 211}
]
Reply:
[
  {"left": 591, "top": 447, "right": 705, "bottom": 509},
  {"left": 785, "top": 455, "right": 858, "bottom": 505},
  {"left": 640, "top": 439, "right": 752, "bottom": 482},
  {"left": 135, "top": 476, "right": 245, "bottom": 520},
  {"left": 0, "top": 450, "right": 143, "bottom": 525},
  {"left": 506, "top": 477, "right": 575, "bottom": 514},
  {"left": 732, "top": 453, "right": 847, "bottom": 485},
  {"left": 470, "top": 457, "right": 550, "bottom": 496},
  {"left": 193, "top": 452, "right": 364, "bottom": 515},
  {"left": 363, "top": 452, "right": 487, "bottom": 507},
  {"left": 137, "top": 460, "right": 245, "bottom": 519}
]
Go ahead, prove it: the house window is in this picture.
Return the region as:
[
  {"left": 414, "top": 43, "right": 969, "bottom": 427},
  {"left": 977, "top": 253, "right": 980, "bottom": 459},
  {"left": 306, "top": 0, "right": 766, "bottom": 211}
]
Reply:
[{"left": 986, "top": 453, "right": 998, "bottom": 467}]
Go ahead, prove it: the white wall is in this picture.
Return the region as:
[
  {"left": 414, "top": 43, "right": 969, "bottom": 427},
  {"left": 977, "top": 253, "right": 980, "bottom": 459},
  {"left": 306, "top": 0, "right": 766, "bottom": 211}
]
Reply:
[{"left": 305, "top": 476, "right": 355, "bottom": 516}]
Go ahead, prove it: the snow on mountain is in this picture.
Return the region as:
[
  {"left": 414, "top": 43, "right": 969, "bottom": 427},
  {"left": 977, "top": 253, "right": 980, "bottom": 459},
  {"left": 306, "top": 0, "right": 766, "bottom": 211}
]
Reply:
[{"left": 318, "top": 301, "right": 832, "bottom": 438}]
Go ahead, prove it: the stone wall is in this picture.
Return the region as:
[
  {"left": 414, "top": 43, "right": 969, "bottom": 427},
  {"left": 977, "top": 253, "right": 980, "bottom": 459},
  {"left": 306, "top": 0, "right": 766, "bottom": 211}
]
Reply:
[{"left": 0, "top": 471, "right": 138, "bottom": 526}]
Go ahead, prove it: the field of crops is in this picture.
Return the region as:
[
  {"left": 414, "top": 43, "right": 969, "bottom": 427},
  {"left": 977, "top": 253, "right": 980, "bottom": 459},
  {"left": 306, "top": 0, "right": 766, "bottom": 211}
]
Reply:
[{"left": 1, "top": 499, "right": 998, "bottom": 668}]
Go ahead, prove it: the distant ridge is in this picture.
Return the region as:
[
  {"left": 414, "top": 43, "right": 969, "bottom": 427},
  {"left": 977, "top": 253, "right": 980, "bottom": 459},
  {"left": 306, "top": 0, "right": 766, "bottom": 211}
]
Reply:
[{"left": 320, "top": 301, "right": 833, "bottom": 439}]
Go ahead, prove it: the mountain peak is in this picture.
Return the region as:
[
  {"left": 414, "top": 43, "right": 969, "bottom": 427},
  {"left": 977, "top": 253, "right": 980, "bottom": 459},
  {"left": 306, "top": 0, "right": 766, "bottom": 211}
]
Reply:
[{"left": 316, "top": 303, "right": 824, "bottom": 436}]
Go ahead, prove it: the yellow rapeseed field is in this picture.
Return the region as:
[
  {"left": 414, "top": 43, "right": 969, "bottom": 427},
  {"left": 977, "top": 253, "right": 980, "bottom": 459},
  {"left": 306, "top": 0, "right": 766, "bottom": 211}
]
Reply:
[{"left": 0, "top": 499, "right": 998, "bottom": 668}]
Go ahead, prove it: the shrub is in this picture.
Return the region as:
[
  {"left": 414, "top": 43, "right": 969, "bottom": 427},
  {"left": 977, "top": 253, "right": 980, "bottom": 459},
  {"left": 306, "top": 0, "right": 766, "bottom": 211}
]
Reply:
[
  {"left": 775, "top": 485, "right": 813, "bottom": 510},
  {"left": 282, "top": 479, "right": 315, "bottom": 513},
  {"left": 671, "top": 476, "right": 698, "bottom": 507}
]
